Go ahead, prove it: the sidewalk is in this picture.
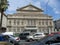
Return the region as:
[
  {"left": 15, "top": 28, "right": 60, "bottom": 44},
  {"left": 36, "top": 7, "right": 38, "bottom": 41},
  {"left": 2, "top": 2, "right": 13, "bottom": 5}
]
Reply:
[{"left": 0, "top": 42, "right": 13, "bottom": 45}]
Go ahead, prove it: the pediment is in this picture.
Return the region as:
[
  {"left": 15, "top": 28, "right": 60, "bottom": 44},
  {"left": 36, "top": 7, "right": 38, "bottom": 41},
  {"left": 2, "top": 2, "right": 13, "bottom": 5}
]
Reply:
[{"left": 17, "top": 4, "right": 43, "bottom": 12}]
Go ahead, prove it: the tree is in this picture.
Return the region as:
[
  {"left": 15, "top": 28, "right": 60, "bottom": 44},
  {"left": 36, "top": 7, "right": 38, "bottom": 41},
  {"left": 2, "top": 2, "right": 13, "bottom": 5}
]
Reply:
[{"left": 0, "top": 0, "right": 8, "bottom": 32}]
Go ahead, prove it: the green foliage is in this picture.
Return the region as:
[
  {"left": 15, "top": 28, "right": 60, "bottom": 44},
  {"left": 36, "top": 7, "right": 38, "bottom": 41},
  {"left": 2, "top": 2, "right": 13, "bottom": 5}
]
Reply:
[
  {"left": 14, "top": 33, "right": 20, "bottom": 37},
  {"left": 0, "top": 0, "right": 9, "bottom": 12}
]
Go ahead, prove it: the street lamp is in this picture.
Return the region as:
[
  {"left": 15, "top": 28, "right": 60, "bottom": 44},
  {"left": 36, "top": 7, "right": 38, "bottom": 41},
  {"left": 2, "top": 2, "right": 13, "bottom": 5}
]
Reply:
[{"left": 46, "top": 0, "right": 49, "bottom": 34}]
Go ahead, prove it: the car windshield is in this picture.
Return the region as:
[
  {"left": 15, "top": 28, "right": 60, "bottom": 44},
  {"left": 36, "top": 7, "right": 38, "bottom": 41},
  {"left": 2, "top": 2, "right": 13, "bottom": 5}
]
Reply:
[
  {"left": 24, "top": 33, "right": 29, "bottom": 35},
  {"left": 11, "top": 33, "right": 19, "bottom": 37},
  {"left": 19, "top": 33, "right": 30, "bottom": 36},
  {"left": 11, "top": 35, "right": 17, "bottom": 37},
  {"left": 34, "top": 34, "right": 42, "bottom": 36}
]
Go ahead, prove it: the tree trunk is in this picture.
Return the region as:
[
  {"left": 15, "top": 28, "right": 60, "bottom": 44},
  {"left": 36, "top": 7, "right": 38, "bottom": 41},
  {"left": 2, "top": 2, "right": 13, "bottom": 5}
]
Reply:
[{"left": 0, "top": 9, "right": 3, "bottom": 33}]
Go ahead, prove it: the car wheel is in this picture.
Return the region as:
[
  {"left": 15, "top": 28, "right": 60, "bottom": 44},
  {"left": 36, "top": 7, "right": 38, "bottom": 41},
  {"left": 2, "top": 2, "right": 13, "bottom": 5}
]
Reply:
[
  {"left": 10, "top": 41, "right": 13, "bottom": 43},
  {"left": 29, "top": 38, "right": 33, "bottom": 42}
]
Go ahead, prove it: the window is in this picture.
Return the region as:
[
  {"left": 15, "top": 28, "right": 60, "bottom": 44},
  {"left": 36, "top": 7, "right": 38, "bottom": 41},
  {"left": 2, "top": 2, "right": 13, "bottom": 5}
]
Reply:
[
  {"left": 9, "top": 20, "right": 11, "bottom": 25},
  {"left": 39, "top": 28, "right": 41, "bottom": 32},
  {"left": 27, "top": 20, "right": 36, "bottom": 26},
  {"left": 21, "top": 27, "right": 24, "bottom": 31},
  {"left": 42, "top": 28, "right": 45, "bottom": 32},
  {"left": 14, "top": 20, "right": 16, "bottom": 25},
  {"left": 39, "top": 22, "right": 41, "bottom": 25},
  {"left": 8, "top": 28, "right": 11, "bottom": 32},
  {"left": 17, "top": 27, "right": 20, "bottom": 32},
  {"left": 27, "top": 20, "right": 31, "bottom": 26},
  {"left": 13, "top": 27, "right": 16, "bottom": 32},
  {"left": 50, "top": 22, "right": 52, "bottom": 25},
  {"left": 27, "top": 20, "right": 29, "bottom": 25},
  {"left": 31, "top": 20, "right": 35, "bottom": 25},
  {"left": 21, "top": 20, "right": 24, "bottom": 25},
  {"left": 34, "top": 20, "right": 36, "bottom": 25},
  {"left": 42, "top": 21, "right": 44, "bottom": 25},
  {"left": 46, "top": 21, "right": 48, "bottom": 25},
  {"left": 34, "top": 34, "right": 42, "bottom": 36},
  {"left": 17, "top": 20, "right": 20, "bottom": 25},
  {"left": 24, "top": 33, "right": 30, "bottom": 35}
]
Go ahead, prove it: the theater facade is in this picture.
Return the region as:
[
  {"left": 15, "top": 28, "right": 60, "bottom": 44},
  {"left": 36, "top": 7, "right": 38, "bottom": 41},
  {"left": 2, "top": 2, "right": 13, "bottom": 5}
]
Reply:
[{"left": 7, "top": 4, "right": 54, "bottom": 34}]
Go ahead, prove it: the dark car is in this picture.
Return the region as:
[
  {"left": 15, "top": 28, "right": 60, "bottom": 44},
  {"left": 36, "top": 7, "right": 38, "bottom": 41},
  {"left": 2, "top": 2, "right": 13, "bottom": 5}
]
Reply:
[
  {"left": 19, "top": 32, "right": 30, "bottom": 40},
  {"left": 28, "top": 33, "right": 60, "bottom": 45}
]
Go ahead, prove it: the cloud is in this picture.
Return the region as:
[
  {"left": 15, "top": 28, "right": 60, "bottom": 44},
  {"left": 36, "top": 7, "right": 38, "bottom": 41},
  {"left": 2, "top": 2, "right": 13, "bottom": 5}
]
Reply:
[
  {"left": 53, "top": 8, "right": 60, "bottom": 14},
  {"left": 7, "top": 0, "right": 29, "bottom": 11},
  {"left": 5, "top": 0, "right": 60, "bottom": 20},
  {"left": 40, "top": 0, "right": 59, "bottom": 8},
  {"left": 33, "top": 1, "right": 41, "bottom": 8},
  {"left": 7, "top": 0, "right": 60, "bottom": 14},
  {"left": 55, "top": 11, "right": 60, "bottom": 14},
  {"left": 6, "top": 0, "right": 41, "bottom": 14},
  {"left": 41, "top": 0, "right": 60, "bottom": 14},
  {"left": 48, "top": 0, "right": 60, "bottom": 14}
]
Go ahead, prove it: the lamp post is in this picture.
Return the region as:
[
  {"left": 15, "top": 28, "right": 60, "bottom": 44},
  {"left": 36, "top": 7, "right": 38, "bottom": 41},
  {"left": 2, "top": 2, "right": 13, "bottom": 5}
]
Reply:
[{"left": 46, "top": 0, "right": 49, "bottom": 34}]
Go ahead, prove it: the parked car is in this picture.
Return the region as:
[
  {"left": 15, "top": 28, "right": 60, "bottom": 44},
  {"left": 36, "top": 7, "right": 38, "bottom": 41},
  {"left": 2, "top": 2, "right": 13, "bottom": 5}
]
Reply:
[
  {"left": 27, "top": 32, "right": 45, "bottom": 41},
  {"left": 1, "top": 32, "right": 20, "bottom": 45},
  {"left": 11, "top": 35, "right": 20, "bottom": 42},
  {"left": 0, "top": 35, "right": 12, "bottom": 45},
  {"left": 4, "top": 35, "right": 20, "bottom": 45},
  {"left": 19, "top": 32, "right": 31, "bottom": 40},
  {"left": 28, "top": 33, "right": 60, "bottom": 45}
]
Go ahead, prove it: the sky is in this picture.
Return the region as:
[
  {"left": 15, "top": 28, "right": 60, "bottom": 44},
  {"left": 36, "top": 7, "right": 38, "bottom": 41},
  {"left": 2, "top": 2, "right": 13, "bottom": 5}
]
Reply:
[{"left": 5, "top": 0, "right": 60, "bottom": 20}]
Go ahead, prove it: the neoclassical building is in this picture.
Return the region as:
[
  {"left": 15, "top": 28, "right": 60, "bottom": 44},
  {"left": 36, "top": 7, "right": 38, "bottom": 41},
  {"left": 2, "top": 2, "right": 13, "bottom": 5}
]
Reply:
[
  {"left": 54, "top": 19, "right": 60, "bottom": 32},
  {"left": 7, "top": 4, "right": 54, "bottom": 34}
]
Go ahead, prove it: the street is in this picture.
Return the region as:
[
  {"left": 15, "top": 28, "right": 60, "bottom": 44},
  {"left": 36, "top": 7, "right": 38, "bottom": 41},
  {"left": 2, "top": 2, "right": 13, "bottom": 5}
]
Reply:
[
  {"left": 19, "top": 40, "right": 32, "bottom": 45},
  {"left": 9, "top": 40, "right": 31, "bottom": 45}
]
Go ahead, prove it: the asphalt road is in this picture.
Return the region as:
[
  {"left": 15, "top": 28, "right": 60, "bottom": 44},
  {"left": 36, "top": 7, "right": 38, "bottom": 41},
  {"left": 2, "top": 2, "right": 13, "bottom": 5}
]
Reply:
[{"left": 19, "top": 40, "right": 31, "bottom": 45}]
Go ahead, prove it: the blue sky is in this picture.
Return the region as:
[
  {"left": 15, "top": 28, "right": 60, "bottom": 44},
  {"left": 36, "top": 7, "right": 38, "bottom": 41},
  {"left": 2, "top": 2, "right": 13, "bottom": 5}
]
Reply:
[{"left": 5, "top": 0, "right": 60, "bottom": 20}]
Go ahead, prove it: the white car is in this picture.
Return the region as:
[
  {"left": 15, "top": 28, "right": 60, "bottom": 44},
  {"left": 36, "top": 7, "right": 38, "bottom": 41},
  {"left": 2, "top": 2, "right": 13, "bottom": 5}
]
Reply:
[{"left": 27, "top": 32, "right": 45, "bottom": 41}]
